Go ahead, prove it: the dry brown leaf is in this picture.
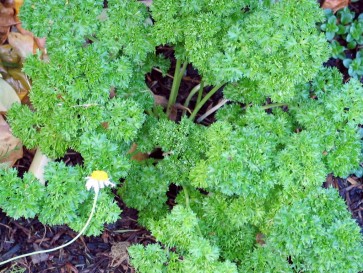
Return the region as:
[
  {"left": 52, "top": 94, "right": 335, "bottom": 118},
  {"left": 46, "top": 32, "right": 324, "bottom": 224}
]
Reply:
[
  {"left": 322, "top": 0, "right": 349, "bottom": 13},
  {"left": 0, "top": 115, "right": 22, "bottom": 167},
  {"left": 8, "top": 31, "right": 34, "bottom": 58},
  {"left": 110, "top": 242, "right": 130, "bottom": 268},
  {"left": 0, "top": 16, "right": 15, "bottom": 27},
  {"left": 153, "top": 94, "right": 168, "bottom": 107},
  {"left": 0, "top": 77, "right": 21, "bottom": 112},
  {"left": 14, "top": 0, "right": 23, "bottom": 15},
  {"left": 0, "top": 44, "right": 21, "bottom": 65},
  {"left": 0, "top": 1, "right": 17, "bottom": 44},
  {"left": 0, "top": 3, "right": 16, "bottom": 25},
  {"left": 5, "top": 68, "right": 31, "bottom": 101},
  {"left": 169, "top": 106, "right": 178, "bottom": 121},
  {"left": 128, "top": 143, "right": 149, "bottom": 161},
  {"left": 153, "top": 95, "right": 192, "bottom": 120},
  {"left": 0, "top": 0, "right": 48, "bottom": 59}
]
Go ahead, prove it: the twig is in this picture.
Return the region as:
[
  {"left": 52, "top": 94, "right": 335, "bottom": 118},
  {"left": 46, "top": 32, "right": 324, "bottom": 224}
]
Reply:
[{"left": 196, "top": 99, "right": 229, "bottom": 123}]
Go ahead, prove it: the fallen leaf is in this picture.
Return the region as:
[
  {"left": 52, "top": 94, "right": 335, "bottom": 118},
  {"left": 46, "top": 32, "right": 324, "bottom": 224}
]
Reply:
[
  {"left": 0, "top": 62, "right": 7, "bottom": 74},
  {"left": 110, "top": 242, "right": 130, "bottom": 268},
  {"left": 4, "top": 68, "right": 31, "bottom": 101},
  {"left": 14, "top": 23, "right": 48, "bottom": 60},
  {"left": 14, "top": 0, "right": 23, "bottom": 15},
  {"left": 0, "top": 26, "right": 9, "bottom": 45},
  {"left": 153, "top": 94, "right": 191, "bottom": 120},
  {"left": 128, "top": 143, "right": 149, "bottom": 161},
  {"left": 1, "top": 0, "right": 48, "bottom": 60},
  {"left": 0, "top": 44, "right": 21, "bottom": 66},
  {"left": 322, "top": 0, "right": 349, "bottom": 12},
  {"left": 8, "top": 32, "right": 34, "bottom": 58},
  {"left": 0, "top": 77, "right": 20, "bottom": 112},
  {"left": 169, "top": 105, "right": 177, "bottom": 121},
  {"left": 0, "top": 115, "right": 22, "bottom": 167},
  {"left": 153, "top": 94, "right": 168, "bottom": 107},
  {"left": 0, "top": 1, "right": 17, "bottom": 44},
  {"left": 325, "top": 173, "right": 335, "bottom": 188},
  {"left": 0, "top": 12, "right": 16, "bottom": 26}
]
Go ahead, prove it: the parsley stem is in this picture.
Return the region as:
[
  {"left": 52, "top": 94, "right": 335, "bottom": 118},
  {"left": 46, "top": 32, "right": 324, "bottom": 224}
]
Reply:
[
  {"left": 182, "top": 185, "right": 203, "bottom": 237},
  {"left": 189, "top": 83, "right": 224, "bottom": 121},
  {"left": 183, "top": 185, "right": 191, "bottom": 209},
  {"left": 196, "top": 80, "right": 204, "bottom": 105},
  {"left": 183, "top": 83, "right": 201, "bottom": 116},
  {"left": 167, "top": 59, "right": 188, "bottom": 116}
]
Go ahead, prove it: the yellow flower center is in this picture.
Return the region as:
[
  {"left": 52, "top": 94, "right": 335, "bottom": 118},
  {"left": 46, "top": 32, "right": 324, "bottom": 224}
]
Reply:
[{"left": 90, "top": 170, "right": 109, "bottom": 181}]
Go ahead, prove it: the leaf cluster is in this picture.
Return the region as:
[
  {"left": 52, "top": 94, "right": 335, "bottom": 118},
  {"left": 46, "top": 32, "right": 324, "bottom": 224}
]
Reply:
[
  {"left": 321, "top": 7, "right": 363, "bottom": 79},
  {"left": 3, "top": 0, "right": 165, "bottom": 235},
  {"left": 241, "top": 188, "right": 363, "bottom": 273},
  {"left": 126, "top": 66, "right": 363, "bottom": 272},
  {"left": 152, "top": 0, "right": 329, "bottom": 103}
]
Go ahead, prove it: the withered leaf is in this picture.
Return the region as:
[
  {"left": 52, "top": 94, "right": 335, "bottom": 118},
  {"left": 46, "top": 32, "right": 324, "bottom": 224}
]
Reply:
[
  {"left": 0, "top": 77, "right": 20, "bottom": 112},
  {"left": 0, "top": 114, "right": 23, "bottom": 167},
  {"left": 322, "top": 0, "right": 349, "bottom": 13},
  {"left": 8, "top": 32, "right": 34, "bottom": 58},
  {"left": 0, "top": 44, "right": 21, "bottom": 66},
  {"left": 4, "top": 68, "right": 31, "bottom": 102},
  {"left": 14, "top": 0, "right": 23, "bottom": 15},
  {"left": 0, "top": 1, "right": 17, "bottom": 44},
  {"left": 128, "top": 143, "right": 149, "bottom": 161}
]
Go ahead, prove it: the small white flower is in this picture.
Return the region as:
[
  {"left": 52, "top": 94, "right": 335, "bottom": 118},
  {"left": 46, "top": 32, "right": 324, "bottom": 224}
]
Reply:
[{"left": 85, "top": 170, "right": 115, "bottom": 194}]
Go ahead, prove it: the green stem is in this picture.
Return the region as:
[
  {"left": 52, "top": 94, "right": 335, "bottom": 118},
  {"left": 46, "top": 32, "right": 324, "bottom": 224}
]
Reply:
[
  {"left": 182, "top": 84, "right": 201, "bottom": 116},
  {"left": 179, "top": 62, "right": 188, "bottom": 79},
  {"left": 182, "top": 185, "right": 203, "bottom": 237},
  {"left": 0, "top": 191, "right": 99, "bottom": 266},
  {"left": 261, "top": 103, "right": 288, "bottom": 110},
  {"left": 167, "top": 60, "right": 188, "bottom": 116},
  {"left": 189, "top": 83, "right": 224, "bottom": 121},
  {"left": 196, "top": 80, "right": 204, "bottom": 104},
  {"left": 183, "top": 185, "right": 191, "bottom": 210}
]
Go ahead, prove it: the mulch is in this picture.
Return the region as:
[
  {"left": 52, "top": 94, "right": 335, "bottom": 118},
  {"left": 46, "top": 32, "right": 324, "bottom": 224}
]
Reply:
[
  {"left": 324, "top": 175, "right": 363, "bottom": 232},
  {"left": 0, "top": 204, "right": 149, "bottom": 273}
]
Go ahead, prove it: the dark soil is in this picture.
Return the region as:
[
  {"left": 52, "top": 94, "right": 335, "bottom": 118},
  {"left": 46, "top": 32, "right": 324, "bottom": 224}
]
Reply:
[
  {"left": 324, "top": 175, "right": 363, "bottom": 232},
  {"left": 0, "top": 203, "right": 151, "bottom": 273}
]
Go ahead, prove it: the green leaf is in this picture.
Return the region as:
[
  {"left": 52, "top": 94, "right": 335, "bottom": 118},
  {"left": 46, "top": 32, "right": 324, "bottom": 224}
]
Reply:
[
  {"left": 343, "top": 58, "right": 352, "bottom": 68},
  {"left": 338, "top": 7, "right": 354, "bottom": 25}
]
